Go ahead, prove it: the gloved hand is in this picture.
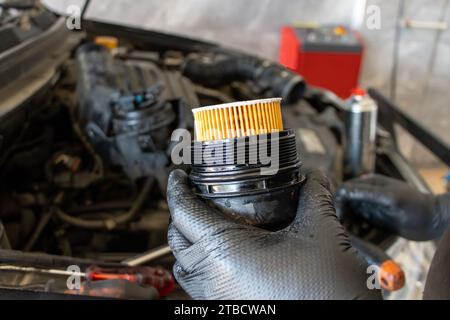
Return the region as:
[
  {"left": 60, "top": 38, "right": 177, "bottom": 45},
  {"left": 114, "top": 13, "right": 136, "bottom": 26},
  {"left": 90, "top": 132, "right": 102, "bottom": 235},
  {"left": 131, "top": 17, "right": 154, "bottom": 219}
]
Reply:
[
  {"left": 335, "top": 174, "right": 450, "bottom": 241},
  {"left": 424, "top": 224, "right": 450, "bottom": 299},
  {"left": 167, "top": 169, "right": 381, "bottom": 300}
]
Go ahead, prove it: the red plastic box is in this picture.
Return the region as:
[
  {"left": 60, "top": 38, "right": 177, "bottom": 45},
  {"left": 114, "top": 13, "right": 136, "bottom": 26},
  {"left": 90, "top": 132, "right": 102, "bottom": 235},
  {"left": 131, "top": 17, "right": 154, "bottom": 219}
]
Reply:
[{"left": 279, "top": 25, "right": 364, "bottom": 99}]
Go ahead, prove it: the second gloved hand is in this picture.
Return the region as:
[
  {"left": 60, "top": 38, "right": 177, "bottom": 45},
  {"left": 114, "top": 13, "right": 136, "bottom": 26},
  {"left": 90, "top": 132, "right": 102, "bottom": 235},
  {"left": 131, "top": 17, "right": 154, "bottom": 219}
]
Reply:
[
  {"left": 335, "top": 174, "right": 450, "bottom": 241},
  {"left": 167, "top": 169, "right": 380, "bottom": 300}
]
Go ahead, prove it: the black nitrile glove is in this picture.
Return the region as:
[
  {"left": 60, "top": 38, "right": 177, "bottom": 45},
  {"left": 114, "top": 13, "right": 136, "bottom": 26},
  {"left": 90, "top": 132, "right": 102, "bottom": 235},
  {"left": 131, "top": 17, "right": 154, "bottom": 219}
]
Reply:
[
  {"left": 424, "top": 224, "right": 450, "bottom": 299},
  {"left": 167, "top": 169, "right": 381, "bottom": 300},
  {"left": 335, "top": 174, "right": 450, "bottom": 241}
]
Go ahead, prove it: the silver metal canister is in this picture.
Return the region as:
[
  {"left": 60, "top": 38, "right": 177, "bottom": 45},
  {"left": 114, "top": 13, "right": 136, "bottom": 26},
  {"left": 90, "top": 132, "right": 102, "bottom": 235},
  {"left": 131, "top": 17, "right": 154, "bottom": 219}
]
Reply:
[{"left": 342, "top": 89, "right": 378, "bottom": 179}]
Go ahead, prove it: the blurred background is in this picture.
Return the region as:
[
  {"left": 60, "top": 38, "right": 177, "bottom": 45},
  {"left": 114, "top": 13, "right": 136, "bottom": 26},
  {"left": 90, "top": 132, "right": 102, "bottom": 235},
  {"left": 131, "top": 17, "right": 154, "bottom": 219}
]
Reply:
[{"left": 43, "top": 0, "right": 449, "bottom": 189}]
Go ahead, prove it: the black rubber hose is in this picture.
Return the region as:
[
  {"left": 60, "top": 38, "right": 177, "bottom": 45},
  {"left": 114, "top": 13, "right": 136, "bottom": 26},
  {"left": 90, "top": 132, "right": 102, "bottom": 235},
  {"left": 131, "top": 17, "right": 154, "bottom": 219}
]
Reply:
[
  {"left": 55, "top": 177, "right": 153, "bottom": 230},
  {"left": 0, "top": 1, "right": 36, "bottom": 10},
  {"left": 23, "top": 210, "right": 53, "bottom": 251},
  {"left": 0, "top": 220, "right": 11, "bottom": 250},
  {"left": 182, "top": 54, "right": 305, "bottom": 104},
  {"left": 183, "top": 55, "right": 256, "bottom": 84},
  {"left": 66, "top": 201, "right": 134, "bottom": 215}
]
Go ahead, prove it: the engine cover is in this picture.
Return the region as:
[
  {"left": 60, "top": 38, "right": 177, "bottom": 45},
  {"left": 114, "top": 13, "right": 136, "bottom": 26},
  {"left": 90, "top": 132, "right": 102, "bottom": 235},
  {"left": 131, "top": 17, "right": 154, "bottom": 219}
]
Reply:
[{"left": 76, "top": 43, "right": 198, "bottom": 180}]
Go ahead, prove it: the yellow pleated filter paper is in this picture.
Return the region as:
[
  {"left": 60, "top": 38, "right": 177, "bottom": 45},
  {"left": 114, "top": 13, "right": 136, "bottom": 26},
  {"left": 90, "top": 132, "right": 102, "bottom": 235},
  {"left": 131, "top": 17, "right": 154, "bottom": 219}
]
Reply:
[{"left": 192, "top": 98, "right": 284, "bottom": 141}]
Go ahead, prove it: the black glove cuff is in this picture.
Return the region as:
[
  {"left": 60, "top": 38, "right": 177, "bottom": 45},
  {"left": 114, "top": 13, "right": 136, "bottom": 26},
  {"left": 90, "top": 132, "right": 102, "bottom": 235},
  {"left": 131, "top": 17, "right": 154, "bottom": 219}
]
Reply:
[{"left": 435, "top": 192, "right": 450, "bottom": 236}]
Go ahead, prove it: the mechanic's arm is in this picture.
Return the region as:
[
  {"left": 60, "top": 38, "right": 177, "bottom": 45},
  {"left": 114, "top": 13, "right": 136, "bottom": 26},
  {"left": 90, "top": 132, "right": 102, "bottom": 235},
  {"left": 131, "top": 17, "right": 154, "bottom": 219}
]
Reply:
[
  {"left": 423, "top": 224, "right": 450, "bottom": 299},
  {"left": 335, "top": 174, "right": 450, "bottom": 241},
  {"left": 166, "top": 169, "right": 381, "bottom": 300}
]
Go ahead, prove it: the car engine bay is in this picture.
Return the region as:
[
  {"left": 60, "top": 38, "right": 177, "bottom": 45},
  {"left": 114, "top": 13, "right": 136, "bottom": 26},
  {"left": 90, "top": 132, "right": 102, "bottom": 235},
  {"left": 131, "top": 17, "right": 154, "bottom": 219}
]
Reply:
[{"left": 0, "top": 3, "right": 438, "bottom": 299}]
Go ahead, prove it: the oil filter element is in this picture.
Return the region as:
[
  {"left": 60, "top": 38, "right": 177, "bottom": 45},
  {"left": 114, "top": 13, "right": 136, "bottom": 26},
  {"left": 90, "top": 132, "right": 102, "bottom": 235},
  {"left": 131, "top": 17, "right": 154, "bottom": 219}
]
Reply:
[{"left": 189, "top": 98, "right": 304, "bottom": 230}]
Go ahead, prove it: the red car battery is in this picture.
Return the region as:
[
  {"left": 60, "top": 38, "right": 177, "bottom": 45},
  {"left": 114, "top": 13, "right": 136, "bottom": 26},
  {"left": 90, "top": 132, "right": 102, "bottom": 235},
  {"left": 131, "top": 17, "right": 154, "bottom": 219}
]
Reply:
[{"left": 279, "top": 25, "right": 364, "bottom": 99}]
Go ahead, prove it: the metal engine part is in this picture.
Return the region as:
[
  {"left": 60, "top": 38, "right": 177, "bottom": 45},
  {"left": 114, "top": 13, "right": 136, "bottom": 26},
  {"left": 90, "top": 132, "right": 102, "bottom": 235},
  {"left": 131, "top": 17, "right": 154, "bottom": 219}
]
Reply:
[
  {"left": 341, "top": 90, "right": 378, "bottom": 179},
  {"left": 76, "top": 43, "right": 198, "bottom": 180}
]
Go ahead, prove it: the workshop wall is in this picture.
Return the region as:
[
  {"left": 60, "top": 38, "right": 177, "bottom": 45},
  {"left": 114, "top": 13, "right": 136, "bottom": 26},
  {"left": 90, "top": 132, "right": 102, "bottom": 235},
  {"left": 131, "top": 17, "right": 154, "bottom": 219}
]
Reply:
[{"left": 44, "top": 0, "right": 450, "bottom": 167}]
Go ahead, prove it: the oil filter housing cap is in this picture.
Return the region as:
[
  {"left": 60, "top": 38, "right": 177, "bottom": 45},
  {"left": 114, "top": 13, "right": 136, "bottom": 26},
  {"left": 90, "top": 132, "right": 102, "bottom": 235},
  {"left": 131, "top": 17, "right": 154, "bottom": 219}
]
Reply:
[{"left": 189, "top": 98, "right": 304, "bottom": 230}]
